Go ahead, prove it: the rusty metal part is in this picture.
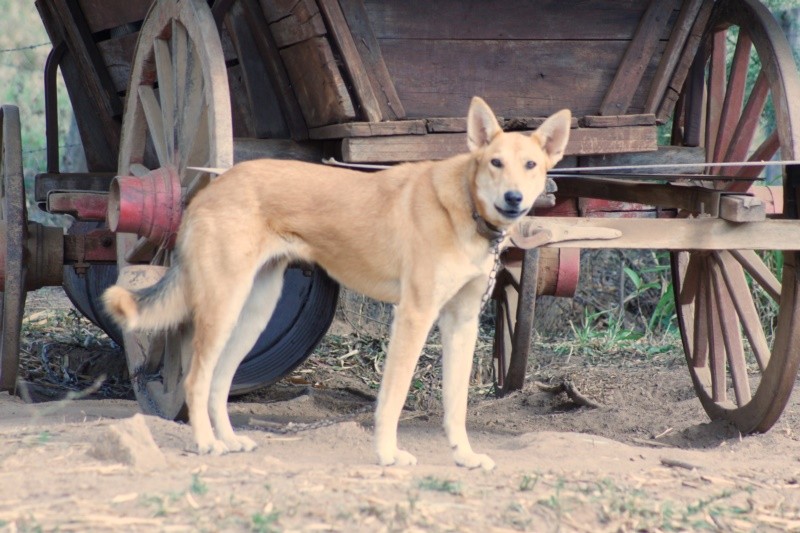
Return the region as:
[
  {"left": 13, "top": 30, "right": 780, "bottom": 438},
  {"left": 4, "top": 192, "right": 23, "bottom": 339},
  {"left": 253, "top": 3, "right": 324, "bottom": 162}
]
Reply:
[
  {"left": 47, "top": 191, "right": 108, "bottom": 221},
  {"left": 107, "top": 166, "right": 182, "bottom": 248},
  {"left": 63, "top": 229, "right": 117, "bottom": 264}
]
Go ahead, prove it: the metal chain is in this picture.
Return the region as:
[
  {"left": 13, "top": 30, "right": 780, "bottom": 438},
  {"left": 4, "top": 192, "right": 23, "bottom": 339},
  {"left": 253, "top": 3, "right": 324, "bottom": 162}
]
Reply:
[{"left": 480, "top": 231, "right": 506, "bottom": 311}]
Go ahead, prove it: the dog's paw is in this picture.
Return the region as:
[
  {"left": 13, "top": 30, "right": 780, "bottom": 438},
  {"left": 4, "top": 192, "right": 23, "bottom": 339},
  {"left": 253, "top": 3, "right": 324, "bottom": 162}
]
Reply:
[
  {"left": 196, "top": 438, "right": 230, "bottom": 456},
  {"left": 378, "top": 448, "right": 418, "bottom": 467},
  {"left": 454, "top": 450, "right": 495, "bottom": 471},
  {"left": 223, "top": 435, "right": 258, "bottom": 453}
]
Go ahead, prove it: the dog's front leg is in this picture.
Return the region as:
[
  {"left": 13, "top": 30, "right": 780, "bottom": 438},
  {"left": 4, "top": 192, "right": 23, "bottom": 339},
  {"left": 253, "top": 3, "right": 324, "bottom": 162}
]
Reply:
[
  {"left": 439, "top": 282, "right": 496, "bottom": 470},
  {"left": 375, "top": 304, "right": 437, "bottom": 467}
]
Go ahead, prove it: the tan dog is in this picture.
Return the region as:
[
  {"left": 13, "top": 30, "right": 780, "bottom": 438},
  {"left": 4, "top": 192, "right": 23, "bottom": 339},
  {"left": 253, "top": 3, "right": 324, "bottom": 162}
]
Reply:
[{"left": 103, "top": 97, "right": 571, "bottom": 469}]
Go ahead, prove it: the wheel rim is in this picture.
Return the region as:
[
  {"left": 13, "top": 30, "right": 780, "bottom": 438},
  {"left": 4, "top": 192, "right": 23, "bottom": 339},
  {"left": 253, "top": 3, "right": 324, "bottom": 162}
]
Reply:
[
  {"left": 671, "top": 0, "right": 800, "bottom": 433},
  {"left": 0, "top": 106, "right": 27, "bottom": 393}
]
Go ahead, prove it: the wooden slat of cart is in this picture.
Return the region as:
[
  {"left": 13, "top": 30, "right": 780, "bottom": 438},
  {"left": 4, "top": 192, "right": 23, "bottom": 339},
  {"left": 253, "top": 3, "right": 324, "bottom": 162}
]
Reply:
[
  {"left": 341, "top": 126, "right": 657, "bottom": 162},
  {"left": 600, "top": 0, "right": 680, "bottom": 116},
  {"left": 50, "top": 0, "right": 123, "bottom": 117},
  {"left": 35, "top": 0, "right": 119, "bottom": 171},
  {"left": 77, "top": 0, "right": 149, "bottom": 33},
  {"left": 280, "top": 37, "right": 357, "bottom": 127},
  {"left": 645, "top": 0, "right": 705, "bottom": 115},
  {"left": 318, "top": 0, "right": 383, "bottom": 122},
  {"left": 338, "top": 0, "right": 405, "bottom": 120},
  {"left": 241, "top": 0, "right": 308, "bottom": 139},
  {"left": 657, "top": 0, "right": 715, "bottom": 121}
]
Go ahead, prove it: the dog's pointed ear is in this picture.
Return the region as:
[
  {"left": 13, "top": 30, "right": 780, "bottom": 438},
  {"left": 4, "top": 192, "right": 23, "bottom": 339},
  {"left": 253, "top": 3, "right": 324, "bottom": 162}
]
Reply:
[
  {"left": 467, "top": 97, "right": 501, "bottom": 152},
  {"left": 532, "top": 109, "right": 572, "bottom": 168}
]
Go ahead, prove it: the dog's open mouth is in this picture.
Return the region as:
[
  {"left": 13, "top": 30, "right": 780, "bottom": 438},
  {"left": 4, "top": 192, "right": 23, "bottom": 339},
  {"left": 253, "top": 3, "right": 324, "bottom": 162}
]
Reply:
[{"left": 495, "top": 205, "right": 525, "bottom": 219}]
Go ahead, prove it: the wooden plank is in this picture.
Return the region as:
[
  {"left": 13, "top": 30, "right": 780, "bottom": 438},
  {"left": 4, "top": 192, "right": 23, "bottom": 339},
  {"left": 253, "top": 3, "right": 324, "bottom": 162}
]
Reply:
[
  {"left": 645, "top": 0, "right": 705, "bottom": 115},
  {"left": 554, "top": 177, "right": 723, "bottom": 216},
  {"left": 96, "top": 32, "right": 138, "bottom": 93},
  {"left": 600, "top": 0, "right": 680, "bottom": 115},
  {"left": 35, "top": 0, "right": 119, "bottom": 171},
  {"left": 657, "top": 0, "right": 715, "bottom": 121},
  {"left": 581, "top": 114, "right": 656, "bottom": 128},
  {"left": 271, "top": 10, "right": 327, "bottom": 48},
  {"left": 426, "top": 116, "right": 579, "bottom": 133},
  {"left": 719, "top": 195, "right": 766, "bottom": 222},
  {"left": 364, "top": 0, "right": 658, "bottom": 41},
  {"left": 242, "top": 0, "right": 308, "bottom": 139},
  {"left": 77, "top": 0, "right": 149, "bottom": 33},
  {"left": 309, "top": 120, "right": 426, "bottom": 139},
  {"left": 260, "top": 0, "right": 326, "bottom": 48},
  {"left": 338, "top": 0, "right": 405, "bottom": 120},
  {"left": 280, "top": 37, "right": 356, "bottom": 127},
  {"left": 379, "top": 39, "right": 663, "bottom": 119},
  {"left": 341, "top": 126, "right": 657, "bottom": 163},
  {"left": 318, "top": 0, "right": 382, "bottom": 122},
  {"left": 517, "top": 217, "right": 800, "bottom": 250},
  {"left": 225, "top": 2, "right": 290, "bottom": 139},
  {"left": 50, "top": 0, "right": 123, "bottom": 117},
  {"left": 580, "top": 146, "right": 705, "bottom": 174}
]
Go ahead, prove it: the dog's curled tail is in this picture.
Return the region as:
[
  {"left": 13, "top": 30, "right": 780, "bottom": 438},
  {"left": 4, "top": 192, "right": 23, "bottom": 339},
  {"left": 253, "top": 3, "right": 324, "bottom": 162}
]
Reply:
[{"left": 102, "top": 267, "right": 189, "bottom": 331}]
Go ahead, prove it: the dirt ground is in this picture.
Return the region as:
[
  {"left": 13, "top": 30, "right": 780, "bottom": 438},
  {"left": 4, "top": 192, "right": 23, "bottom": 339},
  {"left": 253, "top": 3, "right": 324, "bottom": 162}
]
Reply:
[{"left": 3, "top": 289, "right": 800, "bottom": 532}]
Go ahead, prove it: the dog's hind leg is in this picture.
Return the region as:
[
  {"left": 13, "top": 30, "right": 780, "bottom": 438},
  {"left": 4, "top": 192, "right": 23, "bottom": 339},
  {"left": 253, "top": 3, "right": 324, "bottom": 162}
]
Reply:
[
  {"left": 184, "top": 270, "right": 261, "bottom": 455},
  {"left": 207, "top": 260, "right": 288, "bottom": 452},
  {"left": 374, "top": 303, "right": 438, "bottom": 467},
  {"left": 438, "top": 280, "right": 495, "bottom": 470}
]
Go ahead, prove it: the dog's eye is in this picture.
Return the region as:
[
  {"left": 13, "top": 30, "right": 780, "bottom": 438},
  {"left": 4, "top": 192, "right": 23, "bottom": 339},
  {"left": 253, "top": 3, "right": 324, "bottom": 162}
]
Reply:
[
  {"left": 525, "top": 161, "right": 537, "bottom": 170},
  {"left": 490, "top": 158, "right": 503, "bottom": 168}
]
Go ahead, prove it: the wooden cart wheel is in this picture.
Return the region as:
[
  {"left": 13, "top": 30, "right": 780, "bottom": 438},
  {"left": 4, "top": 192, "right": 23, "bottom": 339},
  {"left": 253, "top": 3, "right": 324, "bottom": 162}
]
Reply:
[
  {"left": 670, "top": 0, "right": 800, "bottom": 433},
  {"left": 0, "top": 105, "right": 28, "bottom": 392},
  {"left": 116, "top": 0, "right": 337, "bottom": 418},
  {"left": 493, "top": 248, "right": 538, "bottom": 394}
]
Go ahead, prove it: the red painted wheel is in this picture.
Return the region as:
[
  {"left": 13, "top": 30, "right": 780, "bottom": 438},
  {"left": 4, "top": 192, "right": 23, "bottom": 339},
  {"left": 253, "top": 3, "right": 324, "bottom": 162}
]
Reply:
[{"left": 0, "top": 105, "right": 28, "bottom": 392}]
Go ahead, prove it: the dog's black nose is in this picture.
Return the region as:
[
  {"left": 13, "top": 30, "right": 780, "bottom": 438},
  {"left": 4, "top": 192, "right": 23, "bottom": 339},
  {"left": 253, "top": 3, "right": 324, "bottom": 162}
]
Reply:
[{"left": 504, "top": 190, "right": 523, "bottom": 207}]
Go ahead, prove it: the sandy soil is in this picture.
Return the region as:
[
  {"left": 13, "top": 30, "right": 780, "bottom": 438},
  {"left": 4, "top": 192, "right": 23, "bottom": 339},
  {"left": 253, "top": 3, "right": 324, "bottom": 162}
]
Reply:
[{"left": 2, "top": 290, "right": 800, "bottom": 532}]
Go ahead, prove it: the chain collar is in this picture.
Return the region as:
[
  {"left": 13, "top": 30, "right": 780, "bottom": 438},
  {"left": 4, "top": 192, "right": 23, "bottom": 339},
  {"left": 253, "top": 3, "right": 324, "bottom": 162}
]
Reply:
[{"left": 471, "top": 211, "right": 506, "bottom": 310}]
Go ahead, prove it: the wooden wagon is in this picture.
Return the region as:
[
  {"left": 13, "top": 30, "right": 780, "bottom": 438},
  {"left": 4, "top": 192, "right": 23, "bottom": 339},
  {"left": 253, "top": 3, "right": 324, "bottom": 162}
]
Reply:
[{"left": 0, "top": 0, "right": 798, "bottom": 433}]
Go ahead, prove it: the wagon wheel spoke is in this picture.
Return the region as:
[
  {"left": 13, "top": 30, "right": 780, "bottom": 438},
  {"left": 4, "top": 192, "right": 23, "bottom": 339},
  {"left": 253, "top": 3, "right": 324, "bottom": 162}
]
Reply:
[
  {"left": 710, "top": 253, "right": 752, "bottom": 405},
  {"left": 713, "top": 31, "right": 752, "bottom": 167},
  {"left": 730, "top": 249, "right": 781, "bottom": 301},
  {"left": 138, "top": 85, "right": 169, "bottom": 168},
  {"left": 690, "top": 256, "right": 709, "bottom": 369},
  {"left": 714, "top": 251, "right": 771, "bottom": 371},
  {"left": 492, "top": 269, "right": 518, "bottom": 387},
  {"left": 154, "top": 38, "right": 176, "bottom": 160}
]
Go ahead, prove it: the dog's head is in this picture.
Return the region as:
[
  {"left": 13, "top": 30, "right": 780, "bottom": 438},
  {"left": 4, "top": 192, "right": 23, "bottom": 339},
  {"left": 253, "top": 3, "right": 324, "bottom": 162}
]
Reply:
[{"left": 467, "top": 97, "right": 571, "bottom": 228}]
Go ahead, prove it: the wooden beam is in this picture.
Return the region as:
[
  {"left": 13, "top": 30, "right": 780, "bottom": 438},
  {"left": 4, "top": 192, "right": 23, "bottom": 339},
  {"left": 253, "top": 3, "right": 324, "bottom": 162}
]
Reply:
[
  {"left": 645, "top": 0, "right": 705, "bottom": 115},
  {"left": 517, "top": 217, "right": 800, "bottom": 250},
  {"left": 341, "top": 127, "right": 657, "bottom": 162},
  {"left": 318, "top": 0, "right": 383, "bottom": 122},
  {"left": 309, "top": 120, "right": 426, "bottom": 139},
  {"left": 337, "top": 0, "right": 405, "bottom": 120},
  {"left": 241, "top": 0, "right": 308, "bottom": 139},
  {"left": 657, "top": 0, "right": 715, "bottom": 121},
  {"left": 554, "top": 177, "right": 723, "bottom": 216},
  {"left": 600, "top": 0, "right": 680, "bottom": 115},
  {"left": 280, "top": 37, "right": 357, "bottom": 127},
  {"left": 581, "top": 114, "right": 656, "bottom": 128}
]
